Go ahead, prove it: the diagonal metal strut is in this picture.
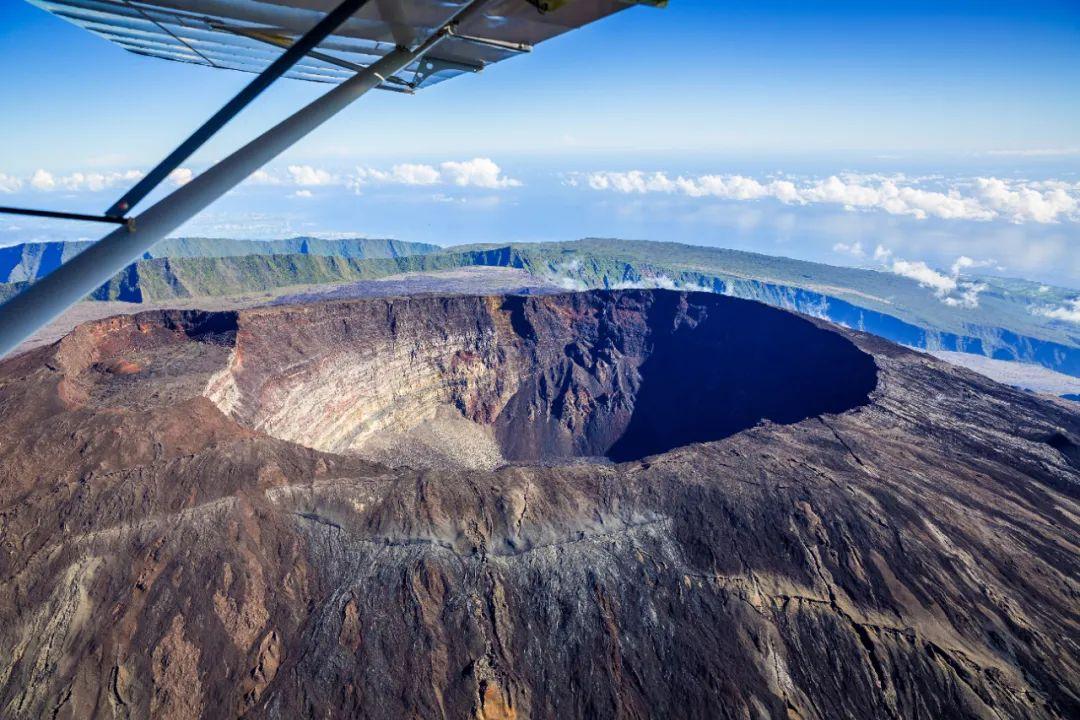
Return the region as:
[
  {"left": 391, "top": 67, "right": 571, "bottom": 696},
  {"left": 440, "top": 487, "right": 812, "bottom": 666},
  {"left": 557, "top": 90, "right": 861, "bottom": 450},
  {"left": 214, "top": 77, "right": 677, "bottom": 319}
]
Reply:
[{"left": 104, "top": 0, "right": 369, "bottom": 218}]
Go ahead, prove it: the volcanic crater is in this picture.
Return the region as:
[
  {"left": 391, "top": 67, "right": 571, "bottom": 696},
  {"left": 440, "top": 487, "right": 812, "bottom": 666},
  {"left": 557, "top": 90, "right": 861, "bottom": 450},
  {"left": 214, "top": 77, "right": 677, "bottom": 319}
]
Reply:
[{"left": 203, "top": 291, "right": 879, "bottom": 468}]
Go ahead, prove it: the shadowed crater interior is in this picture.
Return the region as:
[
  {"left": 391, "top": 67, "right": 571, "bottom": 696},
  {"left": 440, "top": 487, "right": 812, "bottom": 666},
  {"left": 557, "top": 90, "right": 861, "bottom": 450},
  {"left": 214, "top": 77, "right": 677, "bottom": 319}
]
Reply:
[
  {"left": 208, "top": 290, "right": 879, "bottom": 467},
  {"left": 603, "top": 294, "right": 877, "bottom": 461}
]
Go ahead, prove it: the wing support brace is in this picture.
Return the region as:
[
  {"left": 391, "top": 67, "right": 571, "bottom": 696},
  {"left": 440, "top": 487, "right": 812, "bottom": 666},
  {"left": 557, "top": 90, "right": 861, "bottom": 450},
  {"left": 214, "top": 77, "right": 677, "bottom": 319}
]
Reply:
[
  {"left": 0, "top": 1, "right": 475, "bottom": 358},
  {"left": 105, "top": 0, "right": 371, "bottom": 218}
]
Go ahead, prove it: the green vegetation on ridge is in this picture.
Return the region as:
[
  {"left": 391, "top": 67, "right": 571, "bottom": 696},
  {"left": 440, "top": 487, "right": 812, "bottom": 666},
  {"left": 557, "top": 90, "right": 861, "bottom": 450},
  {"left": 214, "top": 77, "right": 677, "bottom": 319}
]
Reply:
[
  {"left": 90, "top": 252, "right": 484, "bottom": 302},
  {"left": 0, "top": 236, "right": 439, "bottom": 284},
  {"left": 1, "top": 237, "right": 1077, "bottom": 375}
]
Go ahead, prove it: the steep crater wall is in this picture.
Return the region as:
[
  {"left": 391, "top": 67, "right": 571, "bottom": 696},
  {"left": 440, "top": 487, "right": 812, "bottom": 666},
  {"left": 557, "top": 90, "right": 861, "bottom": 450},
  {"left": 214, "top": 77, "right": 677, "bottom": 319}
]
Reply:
[{"left": 205, "top": 290, "right": 878, "bottom": 467}]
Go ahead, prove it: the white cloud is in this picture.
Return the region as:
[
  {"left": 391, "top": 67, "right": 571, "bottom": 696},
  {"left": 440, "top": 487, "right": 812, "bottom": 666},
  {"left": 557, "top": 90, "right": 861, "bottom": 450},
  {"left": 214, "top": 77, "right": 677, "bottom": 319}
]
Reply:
[
  {"left": 832, "top": 240, "right": 865, "bottom": 258},
  {"left": 352, "top": 163, "right": 443, "bottom": 188},
  {"left": 0, "top": 158, "right": 517, "bottom": 197},
  {"left": 951, "top": 255, "right": 975, "bottom": 276},
  {"left": 1034, "top": 298, "right": 1080, "bottom": 324},
  {"left": 61, "top": 170, "right": 143, "bottom": 192},
  {"left": 0, "top": 173, "right": 22, "bottom": 193},
  {"left": 439, "top": 158, "right": 521, "bottom": 189},
  {"left": 588, "top": 170, "right": 678, "bottom": 194},
  {"left": 392, "top": 163, "right": 442, "bottom": 185},
  {"left": 30, "top": 169, "right": 56, "bottom": 191},
  {"left": 14, "top": 168, "right": 143, "bottom": 192},
  {"left": 294, "top": 189, "right": 313, "bottom": 198},
  {"left": 949, "top": 255, "right": 995, "bottom": 276},
  {"left": 577, "top": 170, "right": 1080, "bottom": 224},
  {"left": 168, "top": 167, "right": 193, "bottom": 187},
  {"left": 89, "top": 170, "right": 140, "bottom": 191},
  {"left": 973, "top": 177, "right": 1078, "bottom": 223},
  {"left": 349, "top": 158, "right": 520, "bottom": 192},
  {"left": 287, "top": 165, "right": 336, "bottom": 186},
  {"left": 889, "top": 258, "right": 958, "bottom": 295},
  {"left": 942, "top": 282, "right": 987, "bottom": 309},
  {"left": 875, "top": 247, "right": 993, "bottom": 308},
  {"left": 246, "top": 169, "right": 283, "bottom": 185},
  {"left": 610, "top": 274, "right": 680, "bottom": 290}
]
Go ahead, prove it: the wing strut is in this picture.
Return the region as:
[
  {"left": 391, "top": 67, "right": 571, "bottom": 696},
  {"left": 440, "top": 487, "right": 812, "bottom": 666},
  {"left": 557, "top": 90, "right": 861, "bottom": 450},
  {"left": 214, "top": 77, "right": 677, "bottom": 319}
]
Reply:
[
  {"left": 0, "top": 1, "right": 481, "bottom": 359},
  {"left": 104, "top": 0, "right": 370, "bottom": 218}
]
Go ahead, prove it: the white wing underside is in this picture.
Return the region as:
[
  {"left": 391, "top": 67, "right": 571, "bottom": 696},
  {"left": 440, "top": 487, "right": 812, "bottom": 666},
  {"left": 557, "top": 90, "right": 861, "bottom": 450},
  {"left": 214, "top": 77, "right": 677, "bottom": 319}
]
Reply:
[{"left": 27, "top": 0, "right": 643, "bottom": 90}]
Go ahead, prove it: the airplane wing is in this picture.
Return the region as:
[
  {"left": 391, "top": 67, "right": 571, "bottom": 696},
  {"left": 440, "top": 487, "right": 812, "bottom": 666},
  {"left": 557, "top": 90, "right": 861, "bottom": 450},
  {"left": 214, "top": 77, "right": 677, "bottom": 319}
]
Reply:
[{"left": 27, "top": 0, "right": 665, "bottom": 90}]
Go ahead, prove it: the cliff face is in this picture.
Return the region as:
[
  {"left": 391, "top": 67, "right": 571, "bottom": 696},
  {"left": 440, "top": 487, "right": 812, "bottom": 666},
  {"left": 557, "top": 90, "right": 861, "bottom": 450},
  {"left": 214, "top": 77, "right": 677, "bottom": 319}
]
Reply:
[
  {"left": 86, "top": 252, "right": 484, "bottom": 302},
  {"left": 206, "top": 292, "right": 875, "bottom": 467},
  {"left": 0, "top": 290, "right": 1077, "bottom": 720},
  {"left": 0, "top": 237, "right": 439, "bottom": 283}
]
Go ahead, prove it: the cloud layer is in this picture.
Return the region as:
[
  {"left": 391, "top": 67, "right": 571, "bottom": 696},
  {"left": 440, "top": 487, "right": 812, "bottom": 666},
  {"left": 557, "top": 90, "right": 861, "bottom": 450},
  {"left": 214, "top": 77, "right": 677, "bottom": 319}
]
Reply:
[
  {"left": 575, "top": 171, "right": 1080, "bottom": 224},
  {"left": 0, "top": 159, "right": 520, "bottom": 197},
  {"left": 27, "top": 168, "right": 144, "bottom": 193},
  {"left": 349, "top": 158, "right": 521, "bottom": 191},
  {"left": 0, "top": 167, "right": 195, "bottom": 194},
  {"left": 247, "top": 158, "right": 521, "bottom": 194}
]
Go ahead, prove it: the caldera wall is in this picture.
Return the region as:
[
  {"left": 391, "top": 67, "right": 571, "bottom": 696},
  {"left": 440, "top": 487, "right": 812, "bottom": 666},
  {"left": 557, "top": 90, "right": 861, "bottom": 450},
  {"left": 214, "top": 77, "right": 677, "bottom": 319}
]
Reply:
[{"left": 204, "top": 290, "right": 878, "bottom": 466}]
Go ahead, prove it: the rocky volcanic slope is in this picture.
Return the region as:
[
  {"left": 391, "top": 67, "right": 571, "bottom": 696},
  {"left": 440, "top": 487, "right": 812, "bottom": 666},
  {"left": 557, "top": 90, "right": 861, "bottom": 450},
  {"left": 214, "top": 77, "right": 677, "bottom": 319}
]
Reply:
[{"left": 0, "top": 290, "right": 1077, "bottom": 720}]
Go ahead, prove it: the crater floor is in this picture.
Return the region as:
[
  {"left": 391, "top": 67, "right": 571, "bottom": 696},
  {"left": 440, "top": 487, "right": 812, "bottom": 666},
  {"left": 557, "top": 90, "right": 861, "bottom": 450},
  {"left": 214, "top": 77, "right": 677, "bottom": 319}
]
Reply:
[{"left": 0, "top": 290, "right": 1077, "bottom": 720}]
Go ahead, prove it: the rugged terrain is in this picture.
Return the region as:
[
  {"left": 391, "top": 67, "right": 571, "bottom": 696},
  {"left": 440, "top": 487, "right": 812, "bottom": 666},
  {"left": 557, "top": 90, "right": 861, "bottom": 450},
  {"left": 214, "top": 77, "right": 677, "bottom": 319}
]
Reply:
[
  {"left": 2, "top": 237, "right": 1077, "bottom": 376},
  {"left": 0, "top": 289, "right": 1077, "bottom": 719},
  {"left": 0, "top": 236, "right": 438, "bottom": 284}
]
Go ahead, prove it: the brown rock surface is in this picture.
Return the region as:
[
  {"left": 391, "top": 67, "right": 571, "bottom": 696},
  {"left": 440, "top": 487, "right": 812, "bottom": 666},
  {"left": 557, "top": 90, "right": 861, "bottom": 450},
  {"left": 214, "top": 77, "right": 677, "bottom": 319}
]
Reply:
[{"left": 0, "top": 289, "right": 1077, "bottom": 719}]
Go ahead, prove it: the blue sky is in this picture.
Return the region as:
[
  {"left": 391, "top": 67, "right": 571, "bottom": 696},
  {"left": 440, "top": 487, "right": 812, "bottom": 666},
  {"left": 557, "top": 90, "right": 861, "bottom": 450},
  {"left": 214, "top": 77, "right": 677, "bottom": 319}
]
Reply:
[{"left": 1, "top": 0, "right": 1078, "bottom": 287}]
